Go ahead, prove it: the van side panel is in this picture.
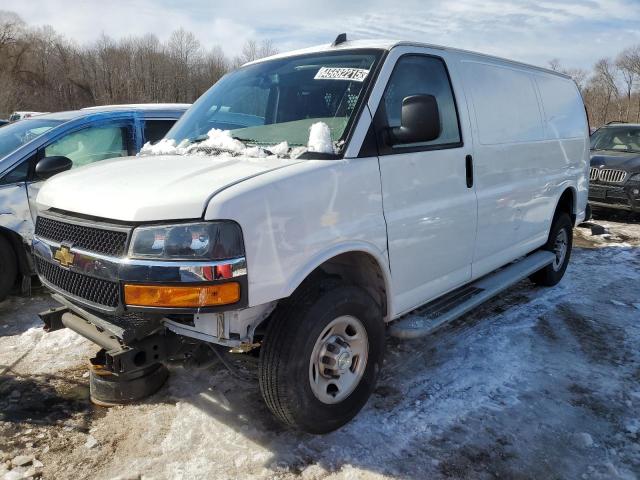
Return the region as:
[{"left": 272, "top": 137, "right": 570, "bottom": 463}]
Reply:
[
  {"left": 460, "top": 57, "right": 588, "bottom": 279},
  {"left": 533, "top": 74, "right": 589, "bottom": 222}
]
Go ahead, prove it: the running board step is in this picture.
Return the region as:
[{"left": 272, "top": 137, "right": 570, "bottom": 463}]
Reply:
[{"left": 389, "top": 251, "right": 555, "bottom": 339}]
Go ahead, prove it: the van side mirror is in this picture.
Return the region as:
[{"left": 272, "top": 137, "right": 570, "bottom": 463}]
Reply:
[
  {"left": 35, "top": 156, "right": 73, "bottom": 180},
  {"left": 387, "top": 94, "right": 441, "bottom": 145}
]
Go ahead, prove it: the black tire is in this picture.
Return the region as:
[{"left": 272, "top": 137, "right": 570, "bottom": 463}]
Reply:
[
  {"left": 258, "top": 279, "right": 385, "bottom": 434},
  {"left": 0, "top": 235, "right": 17, "bottom": 301},
  {"left": 530, "top": 212, "right": 573, "bottom": 287}
]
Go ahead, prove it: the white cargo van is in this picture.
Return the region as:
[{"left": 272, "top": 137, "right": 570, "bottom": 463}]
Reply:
[{"left": 33, "top": 37, "right": 589, "bottom": 433}]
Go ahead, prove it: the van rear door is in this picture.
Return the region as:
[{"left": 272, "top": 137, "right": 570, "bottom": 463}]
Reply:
[{"left": 371, "top": 47, "right": 477, "bottom": 316}]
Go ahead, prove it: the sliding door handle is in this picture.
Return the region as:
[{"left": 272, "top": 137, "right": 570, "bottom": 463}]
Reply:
[{"left": 465, "top": 155, "right": 474, "bottom": 188}]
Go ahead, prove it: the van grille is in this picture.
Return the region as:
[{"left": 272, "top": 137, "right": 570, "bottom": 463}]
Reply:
[
  {"left": 36, "top": 257, "right": 120, "bottom": 308},
  {"left": 590, "top": 168, "right": 627, "bottom": 183},
  {"left": 35, "top": 216, "right": 129, "bottom": 257}
]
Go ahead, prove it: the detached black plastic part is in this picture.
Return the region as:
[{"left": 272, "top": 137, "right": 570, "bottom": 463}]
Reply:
[{"left": 39, "top": 306, "right": 68, "bottom": 332}]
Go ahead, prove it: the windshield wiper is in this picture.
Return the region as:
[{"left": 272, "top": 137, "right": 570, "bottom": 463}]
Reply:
[
  {"left": 232, "top": 136, "right": 278, "bottom": 156},
  {"left": 189, "top": 134, "right": 209, "bottom": 144},
  {"left": 231, "top": 136, "right": 253, "bottom": 143}
]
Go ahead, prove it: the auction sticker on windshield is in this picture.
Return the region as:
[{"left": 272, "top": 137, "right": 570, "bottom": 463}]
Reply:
[{"left": 314, "top": 67, "right": 369, "bottom": 82}]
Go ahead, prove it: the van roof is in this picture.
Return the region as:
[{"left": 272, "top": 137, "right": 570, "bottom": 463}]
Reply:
[{"left": 245, "top": 38, "right": 572, "bottom": 80}]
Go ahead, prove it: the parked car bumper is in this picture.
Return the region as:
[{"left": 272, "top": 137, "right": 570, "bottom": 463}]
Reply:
[{"left": 588, "top": 183, "right": 640, "bottom": 213}]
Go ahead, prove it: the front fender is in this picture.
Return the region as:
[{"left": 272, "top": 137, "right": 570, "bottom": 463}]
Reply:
[
  {"left": 203, "top": 158, "right": 389, "bottom": 315},
  {"left": 280, "top": 240, "right": 392, "bottom": 318}
]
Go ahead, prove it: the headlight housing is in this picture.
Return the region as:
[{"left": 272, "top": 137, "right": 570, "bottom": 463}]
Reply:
[
  {"left": 128, "top": 221, "right": 244, "bottom": 260},
  {"left": 629, "top": 173, "right": 640, "bottom": 182}
]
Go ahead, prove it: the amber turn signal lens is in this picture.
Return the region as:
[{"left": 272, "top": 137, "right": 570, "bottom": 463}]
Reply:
[{"left": 124, "top": 283, "right": 240, "bottom": 308}]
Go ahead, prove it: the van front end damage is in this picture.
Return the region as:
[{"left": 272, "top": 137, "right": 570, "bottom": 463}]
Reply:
[{"left": 32, "top": 211, "right": 270, "bottom": 405}]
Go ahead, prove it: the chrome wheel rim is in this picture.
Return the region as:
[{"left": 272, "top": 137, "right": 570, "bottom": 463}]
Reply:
[
  {"left": 553, "top": 229, "right": 568, "bottom": 271},
  {"left": 309, "top": 315, "right": 368, "bottom": 404}
]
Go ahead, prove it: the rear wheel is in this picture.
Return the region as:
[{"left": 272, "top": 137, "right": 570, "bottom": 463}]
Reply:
[
  {"left": 258, "top": 279, "right": 384, "bottom": 434},
  {"left": 0, "top": 235, "right": 17, "bottom": 301},
  {"left": 530, "top": 212, "right": 573, "bottom": 287}
]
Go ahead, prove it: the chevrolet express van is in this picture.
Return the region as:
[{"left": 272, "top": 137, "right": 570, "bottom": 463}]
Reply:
[{"left": 33, "top": 37, "right": 589, "bottom": 433}]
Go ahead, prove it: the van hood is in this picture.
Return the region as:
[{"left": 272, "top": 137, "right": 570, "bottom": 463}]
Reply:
[{"left": 36, "top": 154, "right": 302, "bottom": 222}]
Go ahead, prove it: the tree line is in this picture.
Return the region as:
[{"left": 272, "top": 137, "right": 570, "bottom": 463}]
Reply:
[
  {"left": 0, "top": 10, "right": 277, "bottom": 117},
  {"left": 2, "top": 9, "right": 640, "bottom": 128}
]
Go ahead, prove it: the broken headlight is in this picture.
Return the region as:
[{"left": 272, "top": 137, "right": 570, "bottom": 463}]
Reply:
[{"left": 128, "top": 221, "right": 244, "bottom": 260}]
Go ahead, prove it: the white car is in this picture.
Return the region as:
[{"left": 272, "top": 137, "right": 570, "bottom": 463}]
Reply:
[{"left": 32, "top": 36, "right": 589, "bottom": 433}]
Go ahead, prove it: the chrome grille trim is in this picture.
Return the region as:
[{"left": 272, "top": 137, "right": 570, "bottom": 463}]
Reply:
[{"left": 591, "top": 168, "right": 627, "bottom": 183}]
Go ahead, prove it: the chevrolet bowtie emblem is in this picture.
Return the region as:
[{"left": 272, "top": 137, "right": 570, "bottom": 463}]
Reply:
[{"left": 53, "top": 245, "right": 75, "bottom": 268}]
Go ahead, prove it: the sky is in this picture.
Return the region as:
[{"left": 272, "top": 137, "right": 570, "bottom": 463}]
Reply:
[{"left": 3, "top": 0, "right": 640, "bottom": 70}]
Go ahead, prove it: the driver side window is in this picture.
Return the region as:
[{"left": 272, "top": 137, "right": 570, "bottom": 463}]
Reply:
[
  {"left": 44, "top": 125, "right": 130, "bottom": 168},
  {"left": 382, "top": 55, "right": 461, "bottom": 148}
]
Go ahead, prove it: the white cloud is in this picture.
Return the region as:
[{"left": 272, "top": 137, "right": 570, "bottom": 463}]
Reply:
[{"left": 5, "top": 0, "right": 640, "bottom": 68}]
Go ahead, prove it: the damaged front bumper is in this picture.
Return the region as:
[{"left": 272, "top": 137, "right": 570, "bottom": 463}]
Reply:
[{"left": 32, "top": 220, "right": 274, "bottom": 353}]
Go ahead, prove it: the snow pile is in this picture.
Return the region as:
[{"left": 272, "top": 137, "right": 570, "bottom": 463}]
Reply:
[
  {"left": 140, "top": 129, "right": 300, "bottom": 159},
  {"left": 140, "top": 138, "right": 191, "bottom": 156},
  {"left": 140, "top": 123, "right": 337, "bottom": 159},
  {"left": 269, "top": 141, "right": 291, "bottom": 156},
  {"left": 307, "top": 122, "right": 334, "bottom": 154}
]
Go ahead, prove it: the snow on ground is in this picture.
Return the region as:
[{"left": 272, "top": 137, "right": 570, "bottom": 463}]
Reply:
[{"left": 1, "top": 213, "right": 640, "bottom": 480}]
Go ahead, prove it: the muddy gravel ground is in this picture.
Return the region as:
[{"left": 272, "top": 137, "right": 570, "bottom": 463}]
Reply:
[{"left": 1, "top": 211, "right": 640, "bottom": 480}]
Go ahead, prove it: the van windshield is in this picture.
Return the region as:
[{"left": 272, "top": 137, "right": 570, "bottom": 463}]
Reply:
[
  {"left": 0, "top": 118, "right": 63, "bottom": 160},
  {"left": 161, "top": 50, "right": 381, "bottom": 158}
]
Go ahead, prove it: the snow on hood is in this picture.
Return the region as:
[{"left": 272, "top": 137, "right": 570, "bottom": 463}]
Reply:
[
  {"left": 36, "top": 153, "right": 303, "bottom": 222},
  {"left": 36, "top": 125, "right": 336, "bottom": 223},
  {"left": 140, "top": 124, "right": 336, "bottom": 158}
]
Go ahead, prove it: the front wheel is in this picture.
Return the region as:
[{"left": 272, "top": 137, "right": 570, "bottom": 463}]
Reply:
[
  {"left": 258, "top": 280, "right": 385, "bottom": 434},
  {"left": 530, "top": 212, "right": 573, "bottom": 287}
]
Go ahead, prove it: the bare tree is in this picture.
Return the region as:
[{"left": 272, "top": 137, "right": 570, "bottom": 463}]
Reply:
[
  {"left": 590, "top": 58, "right": 620, "bottom": 125},
  {"left": 616, "top": 47, "right": 639, "bottom": 121},
  {"left": 0, "top": 10, "right": 23, "bottom": 53},
  {"left": 235, "top": 39, "right": 279, "bottom": 67},
  {"left": 0, "top": 10, "right": 285, "bottom": 117}
]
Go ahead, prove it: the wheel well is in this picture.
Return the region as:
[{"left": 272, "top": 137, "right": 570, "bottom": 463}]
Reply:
[
  {"left": 556, "top": 188, "right": 576, "bottom": 224},
  {"left": 312, "top": 251, "right": 389, "bottom": 320}
]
